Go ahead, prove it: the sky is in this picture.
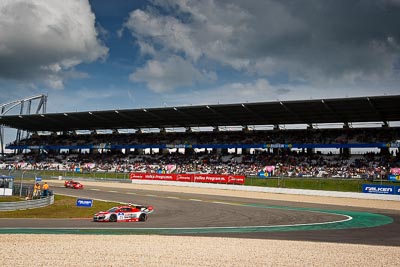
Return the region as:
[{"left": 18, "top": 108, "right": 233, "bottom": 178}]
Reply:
[{"left": 0, "top": 0, "right": 400, "bottom": 115}]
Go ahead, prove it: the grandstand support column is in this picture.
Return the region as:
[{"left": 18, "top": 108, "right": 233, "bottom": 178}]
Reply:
[
  {"left": 110, "top": 147, "right": 119, "bottom": 156},
  {"left": 340, "top": 147, "right": 350, "bottom": 157},
  {"left": 340, "top": 147, "right": 350, "bottom": 156},
  {"left": 380, "top": 147, "right": 390, "bottom": 155},
  {"left": 185, "top": 147, "right": 194, "bottom": 155},
  {"left": 70, "top": 148, "right": 80, "bottom": 154},
  {"left": 133, "top": 148, "right": 144, "bottom": 155},
  {"left": 215, "top": 148, "right": 222, "bottom": 154},
  {"left": 0, "top": 124, "right": 4, "bottom": 156},
  {"left": 380, "top": 121, "right": 390, "bottom": 156},
  {"left": 341, "top": 123, "right": 350, "bottom": 157},
  {"left": 162, "top": 148, "right": 169, "bottom": 154},
  {"left": 243, "top": 148, "right": 251, "bottom": 154}
]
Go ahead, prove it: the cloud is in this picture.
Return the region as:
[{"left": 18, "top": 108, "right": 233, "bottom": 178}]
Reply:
[
  {"left": 130, "top": 56, "right": 216, "bottom": 93},
  {"left": 0, "top": 0, "right": 108, "bottom": 88},
  {"left": 155, "top": 79, "right": 277, "bottom": 106},
  {"left": 275, "top": 88, "right": 291, "bottom": 95},
  {"left": 124, "top": 0, "right": 400, "bottom": 91},
  {"left": 124, "top": 9, "right": 202, "bottom": 61}
]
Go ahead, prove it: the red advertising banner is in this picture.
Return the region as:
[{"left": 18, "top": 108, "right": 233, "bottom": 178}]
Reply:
[{"left": 129, "top": 172, "right": 245, "bottom": 185}]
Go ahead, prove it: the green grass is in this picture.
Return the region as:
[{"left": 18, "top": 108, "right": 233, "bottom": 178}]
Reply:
[
  {"left": 0, "top": 195, "right": 121, "bottom": 219},
  {"left": 245, "top": 177, "right": 398, "bottom": 192}
]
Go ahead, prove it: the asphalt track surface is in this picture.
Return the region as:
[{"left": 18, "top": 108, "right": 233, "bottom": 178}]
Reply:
[{"left": 1, "top": 182, "right": 400, "bottom": 246}]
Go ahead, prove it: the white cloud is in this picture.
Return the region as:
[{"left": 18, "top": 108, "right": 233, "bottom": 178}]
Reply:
[
  {"left": 130, "top": 56, "right": 216, "bottom": 93},
  {"left": 124, "top": 0, "right": 400, "bottom": 93},
  {"left": 0, "top": 0, "right": 108, "bottom": 88},
  {"left": 156, "top": 79, "right": 277, "bottom": 106},
  {"left": 124, "top": 9, "right": 202, "bottom": 61},
  {"left": 136, "top": 40, "right": 156, "bottom": 56}
]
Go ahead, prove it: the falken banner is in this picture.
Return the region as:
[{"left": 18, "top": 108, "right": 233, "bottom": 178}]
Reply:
[
  {"left": 362, "top": 184, "right": 400, "bottom": 195},
  {"left": 129, "top": 172, "right": 245, "bottom": 185}
]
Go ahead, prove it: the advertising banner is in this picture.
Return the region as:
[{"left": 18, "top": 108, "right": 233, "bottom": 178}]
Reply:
[
  {"left": 175, "top": 174, "right": 193, "bottom": 182},
  {"left": 362, "top": 184, "right": 395, "bottom": 195},
  {"left": 388, "top": 174, "right": 400, "bottom": 182},
  {"left": 193, "top": 174, "right": 245, "bottom": 184},
  {"left": 129, "top": 172, "right": 245, "bottom": 185},
  {"left": 258, "top": 171, "right": 271, "bottom": 178},
  {"left": 396, "top": 186, "right": 400, "bottom": 195},
  {"left": 76, "top": 199, "right": 93, "bottom": 207}
]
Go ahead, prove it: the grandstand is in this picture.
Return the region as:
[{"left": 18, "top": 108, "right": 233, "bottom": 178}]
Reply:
[{"left": 0, "top": 95, "right": 399, "bottom": 179}]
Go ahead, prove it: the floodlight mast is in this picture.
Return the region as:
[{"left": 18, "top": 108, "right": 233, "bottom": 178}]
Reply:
[{"left": 0, "top": 94, "right": 47, "bottom": 155}]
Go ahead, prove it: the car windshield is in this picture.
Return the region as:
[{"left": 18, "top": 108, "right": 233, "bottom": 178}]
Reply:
[{"left": 108, "top": 207, "right": 118, "bottom": 212}]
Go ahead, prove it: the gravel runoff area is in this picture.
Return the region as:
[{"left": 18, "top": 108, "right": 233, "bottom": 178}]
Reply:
[{"left": 2, "top": 181, "right": 400, "bottom": 266}]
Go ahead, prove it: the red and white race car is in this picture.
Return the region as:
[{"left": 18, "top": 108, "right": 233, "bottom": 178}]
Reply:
[
  {"left": 64, "top": 180, "right": 84, "bottom": 189},
  {"left": 93, "top": 204, "right": 154, "bottom": 222}
]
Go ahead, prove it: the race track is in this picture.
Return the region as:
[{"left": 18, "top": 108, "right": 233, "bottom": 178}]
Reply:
[{"left": 1, "top": 181, "right": 399, "bottom": 246}]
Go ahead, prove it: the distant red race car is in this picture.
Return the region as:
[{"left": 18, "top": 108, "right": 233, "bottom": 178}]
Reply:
[
  {"left": 64, "top": 180, "right": 84, "bottom": 189},
  {"left": 93, "top": 204, "right": 154, "bottom": 222}
]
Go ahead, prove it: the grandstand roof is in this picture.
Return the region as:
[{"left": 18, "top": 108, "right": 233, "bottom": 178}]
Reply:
[{"left": 1, "top": 95, "right": 399, "bottom": 132}]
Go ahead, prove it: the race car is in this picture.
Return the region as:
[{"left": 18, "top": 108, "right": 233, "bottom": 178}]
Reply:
[
  {"left": 64, "top": 180, "right": 84, "bottom": 189},
  {"left": 93, "top": 204, "right": 154, "bottom": 222}
]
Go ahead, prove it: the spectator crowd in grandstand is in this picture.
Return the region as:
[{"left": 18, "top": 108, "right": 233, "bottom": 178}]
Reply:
[
  {"left": 2, "top": 127, "right": 399, "bottom": 179},
  {"left": 1, "top": 148, "right": 398, "bottom": 180}
]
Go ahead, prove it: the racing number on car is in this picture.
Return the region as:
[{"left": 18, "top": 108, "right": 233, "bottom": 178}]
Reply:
[{"left": 117, "top": 212, "right": 125, "bottom": 220}]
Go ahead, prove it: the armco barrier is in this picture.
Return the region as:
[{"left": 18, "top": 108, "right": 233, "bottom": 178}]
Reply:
[{"left": 0, "top": 195, "right": 55, "bottom": 211}]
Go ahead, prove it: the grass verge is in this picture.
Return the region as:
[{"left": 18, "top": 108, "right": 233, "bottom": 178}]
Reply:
[{"left": 0, "top": 195, "right": 121, "bottom": 219}]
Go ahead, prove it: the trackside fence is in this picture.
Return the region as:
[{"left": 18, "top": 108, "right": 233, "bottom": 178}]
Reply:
[{"left": 0, "top": 195, "right": 54, "bottom": 211}]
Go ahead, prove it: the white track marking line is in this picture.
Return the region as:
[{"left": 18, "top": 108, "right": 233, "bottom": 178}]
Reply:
[{"left": 7, "top": 215, "right": 352, "bottom": 230}]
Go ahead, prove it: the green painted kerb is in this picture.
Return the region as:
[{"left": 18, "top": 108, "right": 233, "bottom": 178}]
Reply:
[{"left": 0, "top": 204, "right": 393, "bottom": 235}]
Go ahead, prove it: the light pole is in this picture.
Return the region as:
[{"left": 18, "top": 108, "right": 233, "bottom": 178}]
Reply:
[{"left": 19, "top": 171, "right": 26, "bottom": 197}]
